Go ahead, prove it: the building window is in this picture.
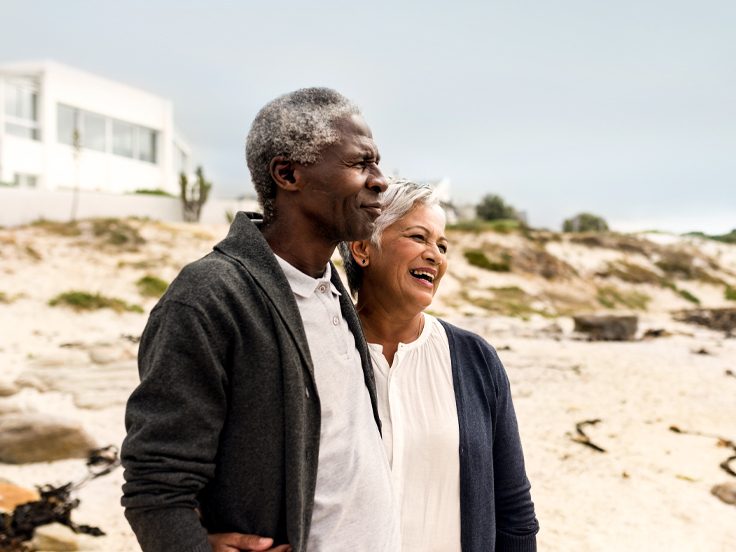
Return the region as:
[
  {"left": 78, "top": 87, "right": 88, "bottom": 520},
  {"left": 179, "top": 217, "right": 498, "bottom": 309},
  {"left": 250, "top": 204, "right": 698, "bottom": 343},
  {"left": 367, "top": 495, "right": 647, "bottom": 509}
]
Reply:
[
  {"left": 4, "top": 79, "right": 40, "bottom": 140},
  {"left": 138, "top": 127, "right": 157, "bottom": 162},
  {"left": 112, "top": 120, "right": 134, "bottom": 158},
  {"left": 83, "top": 112, "right": 106, "bottom": 152},
  {"left": 57, "top": 104, "right": 78, "bottom": 146},
  {"left": 14, "top": 173, "right": 38, "bottom": 188},
  {"left": 57, "top": 104, "right": 157, "bottom": 163}
]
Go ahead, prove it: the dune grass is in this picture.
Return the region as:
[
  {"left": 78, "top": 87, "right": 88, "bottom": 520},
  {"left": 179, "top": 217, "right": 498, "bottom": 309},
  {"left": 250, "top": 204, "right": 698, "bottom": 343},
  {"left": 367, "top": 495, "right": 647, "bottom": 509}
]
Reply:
[
  {"left": 136, "top": 275, "right": 169, "bottom": 298},
  {"left": 49, "top": 290, "right": 144, "bottom": 313}
]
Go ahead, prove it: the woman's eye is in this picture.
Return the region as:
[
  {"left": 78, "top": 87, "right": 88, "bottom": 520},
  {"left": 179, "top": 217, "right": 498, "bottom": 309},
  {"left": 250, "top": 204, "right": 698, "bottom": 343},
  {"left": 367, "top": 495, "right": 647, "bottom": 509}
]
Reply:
[
  {"left": 438, "top": 244, "right": 448, "bottom": 254},
  {"left": 410, "top": 235, "right": 425, "bottom": 242}
]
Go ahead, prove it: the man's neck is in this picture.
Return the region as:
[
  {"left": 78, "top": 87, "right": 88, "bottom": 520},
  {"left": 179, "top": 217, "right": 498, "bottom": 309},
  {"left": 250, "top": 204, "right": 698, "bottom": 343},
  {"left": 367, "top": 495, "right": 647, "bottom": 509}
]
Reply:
[{"left": 263, "top": 221, "right": 335, "bottom": 279}]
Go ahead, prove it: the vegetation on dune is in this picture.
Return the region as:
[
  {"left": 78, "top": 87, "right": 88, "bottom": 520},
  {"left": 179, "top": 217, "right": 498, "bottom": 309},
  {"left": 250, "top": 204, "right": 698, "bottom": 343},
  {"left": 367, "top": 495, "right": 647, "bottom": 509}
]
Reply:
[
  {"left": 461, "top": 287, "right": 549, "bottom": 319},
  {"left": 49, "top": 291, "right": 144, "bottom": 313},
  {"left": 476, "top": 194, "right": 520, "bottom": 222},
  {"left": 676, "top": 288, "right": 701, "bottom": 305},
  {"left": 600, "top": 261, "right": 662, "bottom": 285},
  {"left": 726, "top": 286, "right": 736, "bottom": 301},
  {"left": 463, "top": 249, "right": 511, "bottom": 272},
  {"left": 133, "top": 188, "right": 175, "bottom": 197},
  {"left": 449, "top": 219, "right": 521, "bottom": 233},
  {"left": 136, "top": 275, "right": 169, "bottom": 298},
  {"left": 686, "top": 229, "right": 736, "bottom": 244},
  {"left": 596, "top": 286, "right": 651, "bottom": 310},
  {"left": 562, "top": 212, "right": 609, "bottom": 233},
  {"left": 30, "top": 219, "right": 82, "bottom": 237},
  {"left": 0, "top": 291, "right": 10, "bottom": 304},
  {"left": 91, "top": 218, "right": 145, "bottom": 248}
]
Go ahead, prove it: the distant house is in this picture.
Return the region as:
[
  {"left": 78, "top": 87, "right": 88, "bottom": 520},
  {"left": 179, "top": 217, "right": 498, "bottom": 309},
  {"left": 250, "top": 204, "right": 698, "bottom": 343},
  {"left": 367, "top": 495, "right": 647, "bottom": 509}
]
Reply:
[{"left": 0, "top": 60, "right": 190, "bottom": 195}]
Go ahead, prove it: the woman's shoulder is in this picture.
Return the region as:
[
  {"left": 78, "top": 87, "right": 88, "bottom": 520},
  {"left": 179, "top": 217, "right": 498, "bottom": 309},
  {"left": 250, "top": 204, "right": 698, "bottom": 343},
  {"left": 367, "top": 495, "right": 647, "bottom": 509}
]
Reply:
[{"left": 436, "top": 318, "right": 502, "bottom": 364}]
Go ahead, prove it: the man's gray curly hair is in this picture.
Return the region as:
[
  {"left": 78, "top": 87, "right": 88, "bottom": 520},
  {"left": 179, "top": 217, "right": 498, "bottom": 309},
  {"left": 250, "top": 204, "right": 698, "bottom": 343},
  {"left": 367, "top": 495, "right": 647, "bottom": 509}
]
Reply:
[
  {"left": 338, "top": 179, "right": 440, "bottom": 296},
  {"left": 245, "top": 87, "right": 361, "bottom": 221}
]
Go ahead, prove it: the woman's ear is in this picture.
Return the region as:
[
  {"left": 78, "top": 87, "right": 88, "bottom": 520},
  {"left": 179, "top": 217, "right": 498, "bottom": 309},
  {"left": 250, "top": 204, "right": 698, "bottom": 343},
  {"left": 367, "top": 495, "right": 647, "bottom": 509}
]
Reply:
[
  {"left": 269, "top": 156, "right": 300, "bottom": 191},
  {"left": 350, "top": 240, "right": 371, "bottom": 266}
]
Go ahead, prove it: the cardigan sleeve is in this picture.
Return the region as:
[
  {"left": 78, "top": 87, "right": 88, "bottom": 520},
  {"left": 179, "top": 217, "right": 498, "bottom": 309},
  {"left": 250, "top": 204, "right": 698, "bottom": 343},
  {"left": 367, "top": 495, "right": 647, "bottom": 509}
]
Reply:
[
  {"left": 486, "top": 346, "right": 539, "bottom": 551},
  {"left": 440, "top": 320, "right": 539, "bottom": 552},
  {"left": 121, "top": 297, "right": 228, "bottom": 552}
]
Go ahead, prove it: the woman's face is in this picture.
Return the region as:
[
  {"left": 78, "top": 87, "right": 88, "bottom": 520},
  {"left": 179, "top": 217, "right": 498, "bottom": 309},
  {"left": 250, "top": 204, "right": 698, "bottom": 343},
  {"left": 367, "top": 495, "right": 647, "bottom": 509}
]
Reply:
[{"left": 363, "top": 203, "right": 448, "bottom": 313}]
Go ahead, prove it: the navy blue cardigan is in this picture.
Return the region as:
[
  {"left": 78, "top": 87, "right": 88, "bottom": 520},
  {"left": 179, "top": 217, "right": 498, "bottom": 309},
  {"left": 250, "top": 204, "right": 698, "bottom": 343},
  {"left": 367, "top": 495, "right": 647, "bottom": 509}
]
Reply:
[{"left": 440, "top": 319, "right": 539, "bottom": 551}]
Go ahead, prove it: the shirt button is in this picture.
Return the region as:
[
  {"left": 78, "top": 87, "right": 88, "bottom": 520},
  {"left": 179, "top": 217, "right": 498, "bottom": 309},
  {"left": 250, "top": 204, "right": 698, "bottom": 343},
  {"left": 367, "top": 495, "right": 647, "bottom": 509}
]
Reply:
[
  {"left": 332, "top": 316, "right": 339, "bottom": 326},
  {"left": 318, "top": 284, "right": 327, "bottom": 293}
]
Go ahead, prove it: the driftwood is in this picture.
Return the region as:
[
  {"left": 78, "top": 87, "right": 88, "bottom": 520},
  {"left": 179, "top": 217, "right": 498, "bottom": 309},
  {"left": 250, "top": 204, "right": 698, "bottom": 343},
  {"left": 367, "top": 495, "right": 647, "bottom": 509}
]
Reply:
[
  {"left": 0, "top": 445, "right": 119, "bottom": 552},
  {"left": 669, "top": 426, "right": 736, "bottom": 478},
  {"left": 570, "top": 419, "right": 607, "bottom": 453}
]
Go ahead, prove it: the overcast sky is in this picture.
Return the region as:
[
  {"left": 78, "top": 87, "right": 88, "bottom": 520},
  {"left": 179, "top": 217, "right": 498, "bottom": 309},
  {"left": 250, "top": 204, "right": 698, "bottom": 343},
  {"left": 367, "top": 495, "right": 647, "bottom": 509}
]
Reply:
[{"left": 2, "top": 0, "right": 734, "bottom": 233}]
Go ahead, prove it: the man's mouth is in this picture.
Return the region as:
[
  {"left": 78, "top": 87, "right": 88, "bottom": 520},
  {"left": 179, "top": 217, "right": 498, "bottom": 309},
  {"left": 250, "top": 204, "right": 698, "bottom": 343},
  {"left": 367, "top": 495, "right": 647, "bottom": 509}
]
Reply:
[{"left": 361, "top": 204, "right": 382, "bottom": 219}]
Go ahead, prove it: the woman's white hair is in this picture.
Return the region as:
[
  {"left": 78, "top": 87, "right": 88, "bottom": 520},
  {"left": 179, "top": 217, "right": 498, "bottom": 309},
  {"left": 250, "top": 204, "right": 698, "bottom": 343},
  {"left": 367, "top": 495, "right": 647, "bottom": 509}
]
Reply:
[{"left": 338, "top": 179, "right": 441, "bottom": 296}]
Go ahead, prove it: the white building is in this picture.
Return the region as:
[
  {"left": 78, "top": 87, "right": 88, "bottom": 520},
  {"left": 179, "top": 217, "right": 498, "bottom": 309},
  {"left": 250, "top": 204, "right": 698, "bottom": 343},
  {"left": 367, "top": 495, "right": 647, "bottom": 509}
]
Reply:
[{"left": 0, "top": 60, "right": 190, "bottom": 195}]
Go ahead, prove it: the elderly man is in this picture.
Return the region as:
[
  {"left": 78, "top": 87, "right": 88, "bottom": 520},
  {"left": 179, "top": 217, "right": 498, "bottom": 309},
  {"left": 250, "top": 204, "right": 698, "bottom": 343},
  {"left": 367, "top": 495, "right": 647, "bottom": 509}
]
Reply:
[{"left": 121, "top": 88, "right": 400, "bottom": 552}]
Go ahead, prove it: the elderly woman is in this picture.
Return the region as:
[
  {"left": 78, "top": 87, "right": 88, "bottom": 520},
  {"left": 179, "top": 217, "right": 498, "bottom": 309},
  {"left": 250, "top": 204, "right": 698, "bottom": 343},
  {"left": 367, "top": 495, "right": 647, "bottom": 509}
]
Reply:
[{"left": 339, "top": 181, "right": 539, "bottom": 552}]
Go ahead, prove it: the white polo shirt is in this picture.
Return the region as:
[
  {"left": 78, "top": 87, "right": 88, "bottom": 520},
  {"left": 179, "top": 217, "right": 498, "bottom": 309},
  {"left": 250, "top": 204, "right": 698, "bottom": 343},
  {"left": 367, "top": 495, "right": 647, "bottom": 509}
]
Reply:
[{"left": 276, "top": 256, "right": 400, "bottom": 552}]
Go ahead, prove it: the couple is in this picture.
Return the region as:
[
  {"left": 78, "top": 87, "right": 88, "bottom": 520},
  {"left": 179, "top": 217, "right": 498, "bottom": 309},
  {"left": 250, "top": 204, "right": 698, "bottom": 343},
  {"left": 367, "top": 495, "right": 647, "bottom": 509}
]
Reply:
[{"left": 121, "top": 89, "right": 538, "bottom": 552}]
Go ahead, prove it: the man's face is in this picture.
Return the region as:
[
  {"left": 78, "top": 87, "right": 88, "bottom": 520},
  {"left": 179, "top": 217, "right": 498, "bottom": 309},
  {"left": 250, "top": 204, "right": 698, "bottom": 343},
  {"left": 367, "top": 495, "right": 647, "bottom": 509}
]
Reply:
[{"left": 294, "top": 114, "right": 387, "bottom": 243}]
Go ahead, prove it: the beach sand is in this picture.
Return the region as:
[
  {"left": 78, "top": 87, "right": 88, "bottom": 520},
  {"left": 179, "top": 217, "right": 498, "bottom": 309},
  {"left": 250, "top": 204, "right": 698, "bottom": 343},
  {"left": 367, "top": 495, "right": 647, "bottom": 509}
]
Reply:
[{"left": 1, "top": 220, "right": 734, "bottom": 551}]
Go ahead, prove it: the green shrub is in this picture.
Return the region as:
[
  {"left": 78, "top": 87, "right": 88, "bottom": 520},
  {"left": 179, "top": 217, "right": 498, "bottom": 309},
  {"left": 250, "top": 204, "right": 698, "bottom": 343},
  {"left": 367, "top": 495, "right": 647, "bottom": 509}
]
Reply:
[
  {"left": 91, "top": 218, "right": 145, "bottom": 247},
  {"left": 562, "top": 212, "right": 609, "bottom": 233},
  {"left": 464, "top": 250, "right": 511, "bottom": 272},
  {"left": 726, "top": 286, "right": 736, "bottom": 301},
  {"left": 476, "top": 194, "right": 519, "bottom": 222},
  {"left": 136, "top": 275, "right": 169, "bottom": 298},
  {"left": 49, "top": 291, "right": 144, "bottom": 313}
]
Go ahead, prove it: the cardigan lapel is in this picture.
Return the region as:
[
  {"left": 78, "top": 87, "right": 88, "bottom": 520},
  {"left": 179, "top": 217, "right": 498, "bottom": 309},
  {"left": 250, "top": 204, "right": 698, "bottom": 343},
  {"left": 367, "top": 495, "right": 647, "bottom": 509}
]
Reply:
[{"left": 213, "top": 211, "right": 314, "bottom": 378}]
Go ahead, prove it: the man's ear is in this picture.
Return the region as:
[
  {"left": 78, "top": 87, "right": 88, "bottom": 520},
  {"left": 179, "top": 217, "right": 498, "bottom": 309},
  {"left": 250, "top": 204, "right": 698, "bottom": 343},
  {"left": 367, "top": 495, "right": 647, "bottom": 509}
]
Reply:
[{"left": 269, "top": 156, "right": 300, "bottom": 191}]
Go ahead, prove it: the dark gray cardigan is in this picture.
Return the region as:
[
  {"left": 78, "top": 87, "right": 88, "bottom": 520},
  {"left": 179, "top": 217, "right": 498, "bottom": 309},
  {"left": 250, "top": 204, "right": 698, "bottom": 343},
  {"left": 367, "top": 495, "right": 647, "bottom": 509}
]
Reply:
[
  {"left": 440, "top": 320, "right": 539, "bottom": 551},
  {"left": 121, "top": 212, "right": 380, "bottom": 552}
]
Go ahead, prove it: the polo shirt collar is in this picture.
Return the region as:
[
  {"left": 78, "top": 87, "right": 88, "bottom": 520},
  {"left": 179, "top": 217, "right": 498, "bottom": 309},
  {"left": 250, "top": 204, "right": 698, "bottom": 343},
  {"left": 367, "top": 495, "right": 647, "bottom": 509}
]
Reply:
[{"left": 275, "top": 255, "right": 341, "bottom": 299}]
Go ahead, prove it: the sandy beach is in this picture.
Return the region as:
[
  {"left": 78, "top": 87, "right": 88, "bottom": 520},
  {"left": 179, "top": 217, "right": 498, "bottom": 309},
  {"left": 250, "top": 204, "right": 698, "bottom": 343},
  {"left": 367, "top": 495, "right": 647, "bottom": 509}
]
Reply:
[{"left": 1, "top": 218, "right": 734, "bottom": 551}]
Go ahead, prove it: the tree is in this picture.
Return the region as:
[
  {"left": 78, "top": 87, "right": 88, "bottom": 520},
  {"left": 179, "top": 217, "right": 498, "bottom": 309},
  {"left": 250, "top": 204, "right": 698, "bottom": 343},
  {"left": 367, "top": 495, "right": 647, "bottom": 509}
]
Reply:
[
  {"left": 562, "top": 212, "right": 609, "bottom": 232},
  {"left": 180, "top": 166, "right": 212, "bottom": 223},
  {"left": 476, "top": 194, "right": 518, "bottom": 221}
]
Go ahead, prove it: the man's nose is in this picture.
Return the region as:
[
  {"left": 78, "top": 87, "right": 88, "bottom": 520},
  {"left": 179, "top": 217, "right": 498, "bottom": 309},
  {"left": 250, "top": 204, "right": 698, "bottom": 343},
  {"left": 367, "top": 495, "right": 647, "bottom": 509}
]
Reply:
[{"left": 367, "top": 166, "right": 388, "bottom": 194}]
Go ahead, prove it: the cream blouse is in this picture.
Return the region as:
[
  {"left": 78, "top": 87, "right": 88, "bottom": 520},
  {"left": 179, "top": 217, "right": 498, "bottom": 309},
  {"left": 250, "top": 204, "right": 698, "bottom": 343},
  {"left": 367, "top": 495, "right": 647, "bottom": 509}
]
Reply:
[{"left": 369, "top": 313, "right": 461, "bottom": 552}]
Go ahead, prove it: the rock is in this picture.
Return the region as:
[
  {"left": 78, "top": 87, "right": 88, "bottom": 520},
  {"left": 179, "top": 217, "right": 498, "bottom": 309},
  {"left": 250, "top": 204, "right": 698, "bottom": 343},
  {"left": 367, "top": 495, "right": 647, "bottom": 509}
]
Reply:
[
  {"left": 0, "top": 481, "right": 40, "bottom": 512},
  {"left": 573, "top": 315, "right": 638, "bottom": 341},
  {"left": 30, "top": 522, "right": 80, "bottom": 551},
  {"left": 711, "top": 481, "right": 736, "bottom": 506},
  {"left": 674, "top": 308, "right": 736, "bottom": 335},
  {"left": 0, "top": 413, "right": 97, "bottom": 464}
]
